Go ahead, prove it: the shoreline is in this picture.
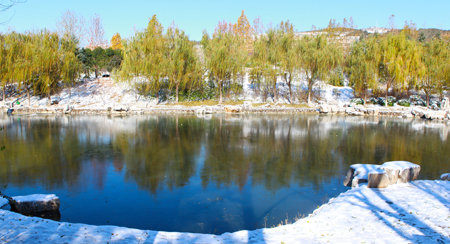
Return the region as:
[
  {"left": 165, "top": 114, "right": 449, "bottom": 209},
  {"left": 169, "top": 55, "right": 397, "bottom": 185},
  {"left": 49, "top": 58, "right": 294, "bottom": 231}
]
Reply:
[
  {"left": 0, "top": 180, "right": 448, "bottom": 243},
  {"left": 0, "top": 105, "right": 442, "bottom": 119}
]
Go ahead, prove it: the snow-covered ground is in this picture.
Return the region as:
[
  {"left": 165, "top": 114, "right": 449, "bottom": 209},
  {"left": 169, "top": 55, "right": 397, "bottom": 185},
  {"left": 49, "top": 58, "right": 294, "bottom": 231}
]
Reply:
[
  {"left": 3, "top": 75, "right": 354, "bottom": 109},
  {"left": 0, "top": 180, "right": 448, "bottom": 243}
]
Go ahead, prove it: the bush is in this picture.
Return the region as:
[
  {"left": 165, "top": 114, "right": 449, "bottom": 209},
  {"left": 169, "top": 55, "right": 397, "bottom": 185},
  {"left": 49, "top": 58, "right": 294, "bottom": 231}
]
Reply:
[
  {"left": 367, "top": 97, "right": 378, "bottom": 105},
  {"left": 397, "top": 99, "right": 411, "bottom": 107},
  {"left": 351, "top": 98, "right": 364, "bottom": 105}
]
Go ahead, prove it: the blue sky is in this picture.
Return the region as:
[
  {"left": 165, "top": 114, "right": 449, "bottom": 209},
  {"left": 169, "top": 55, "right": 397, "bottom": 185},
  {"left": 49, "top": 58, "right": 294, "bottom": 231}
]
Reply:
[{"left": 0, "top": 0, "right": 448, "bottom": 43}]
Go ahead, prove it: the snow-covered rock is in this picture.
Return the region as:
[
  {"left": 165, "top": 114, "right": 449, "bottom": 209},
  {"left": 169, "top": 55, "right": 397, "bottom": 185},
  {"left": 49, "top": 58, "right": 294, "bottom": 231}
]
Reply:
[
  {"left": 243, "top": 101, "right": 253, "bottom": 110},
  {"left": 344, "top": 161, "right": 421, "bottom": 188},
  {"left": 224, "top": 106, "right": 242, "bottom": 113},
  {"left": 343, "top": 164, "right": 381, "bottom": 187},
  {"left": 441, "top": 173, "right": 450, "bottom": 181},
  {"left": 10, "top": 194, "right": 60, "bottom": 214}
]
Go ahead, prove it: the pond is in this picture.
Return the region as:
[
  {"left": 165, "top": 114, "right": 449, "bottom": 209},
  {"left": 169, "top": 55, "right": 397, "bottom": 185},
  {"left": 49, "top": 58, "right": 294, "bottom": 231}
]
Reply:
[{"left": 0, "top": 114, "right": 449, "bottom": 234}]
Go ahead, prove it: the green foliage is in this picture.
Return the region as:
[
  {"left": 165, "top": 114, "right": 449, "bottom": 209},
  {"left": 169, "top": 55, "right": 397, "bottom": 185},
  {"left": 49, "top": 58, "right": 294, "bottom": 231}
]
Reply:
[{"left": 397, "top": 99, "right": 411, "bottom": 107}]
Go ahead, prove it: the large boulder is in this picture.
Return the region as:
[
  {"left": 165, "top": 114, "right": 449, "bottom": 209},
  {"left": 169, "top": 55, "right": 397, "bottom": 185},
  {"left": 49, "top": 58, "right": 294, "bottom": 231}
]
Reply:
[
  {"left": 10, "top": 194, "right": 60, "bottom": 214},
  {"left": 318, "top": 105, "right": 331, "bottom": 113},
  {"left": 343, "top": 164, "right": 381, "bottom": 187},
  {"left": 344, "top": 161, "right": 421, "bottom": 188},
  {"left": 224, "top": 106, "right": 242, "bottom": 113},
  {"left": 441, "top": 173, "right": 450, "bottom": 181}
]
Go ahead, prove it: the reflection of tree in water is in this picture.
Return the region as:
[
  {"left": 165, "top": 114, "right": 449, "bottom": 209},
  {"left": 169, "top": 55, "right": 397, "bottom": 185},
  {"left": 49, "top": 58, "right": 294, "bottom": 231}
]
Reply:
[
  {"left": 114, "top": 116, "right": 199, "bottom": 194},
  {"left": 0, "top": 116, "right": 85, "bottom": 190},
  {"left": 1, "top": 115, "right": 449, "bottom": 196}
]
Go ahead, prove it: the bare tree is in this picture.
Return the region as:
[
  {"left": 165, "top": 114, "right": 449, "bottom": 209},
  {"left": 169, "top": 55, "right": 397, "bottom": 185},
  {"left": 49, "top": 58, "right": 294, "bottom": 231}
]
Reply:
[
  {"left": 56, "top": 10, "right": 86, "bottom": 46},
  {"left": 1, "top": 0, "right": 26, "bottom": 24},
  {"left": 87, "top": 13, "right": 107, "bottom": 49}
]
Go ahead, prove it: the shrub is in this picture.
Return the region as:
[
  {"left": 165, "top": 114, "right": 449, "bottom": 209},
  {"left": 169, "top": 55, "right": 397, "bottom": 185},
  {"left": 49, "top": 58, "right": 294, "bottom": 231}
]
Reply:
[{"left": 397, "top": 99, "right": 411, "bottom": 107}]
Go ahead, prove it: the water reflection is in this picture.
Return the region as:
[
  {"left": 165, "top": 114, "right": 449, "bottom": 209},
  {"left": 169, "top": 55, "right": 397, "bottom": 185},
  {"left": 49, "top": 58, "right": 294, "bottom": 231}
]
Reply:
[{"left": 0, "top": 114, "right": 449, "bottom": 234}]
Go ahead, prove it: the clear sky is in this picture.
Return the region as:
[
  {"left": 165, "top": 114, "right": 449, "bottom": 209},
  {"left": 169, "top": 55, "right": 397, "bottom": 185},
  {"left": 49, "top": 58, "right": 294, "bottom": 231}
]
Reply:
[{"left": 0, "top": 0, "right": 448, "bottom": 43}]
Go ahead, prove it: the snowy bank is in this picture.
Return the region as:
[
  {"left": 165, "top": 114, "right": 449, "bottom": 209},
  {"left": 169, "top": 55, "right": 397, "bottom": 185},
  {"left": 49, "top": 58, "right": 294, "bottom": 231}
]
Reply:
[{"left": 0, "top": 180, "right": 448, "bottom": 243}]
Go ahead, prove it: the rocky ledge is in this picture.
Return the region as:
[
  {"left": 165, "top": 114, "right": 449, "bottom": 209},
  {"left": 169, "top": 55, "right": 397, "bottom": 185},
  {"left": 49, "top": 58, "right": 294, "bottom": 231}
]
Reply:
[{"left": 343, "top": 161, "right": 421, "bottom": 188}]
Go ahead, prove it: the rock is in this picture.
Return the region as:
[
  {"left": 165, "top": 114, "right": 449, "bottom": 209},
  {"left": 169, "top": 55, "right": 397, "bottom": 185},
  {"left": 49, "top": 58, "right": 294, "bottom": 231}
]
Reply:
[
  {"left": 133, "top": 101, "right": 148, "bottom": 109},
  {"left": 10, "top": 194, "right": 60, "bottom": 214},
  {"left": 380, "top": 161, "right": 421, "bottom": 184},
  {"left": 366, "top": 108, "right": 379, "bottom": 116},
  {"left": 348, "top": 111, "right": 364, "bottom": 116},
  {"left": 204, "top": 106, "right": 213, "bottom": 114},
  {"left": 367, "top": 170, "right": 398, "bottom": 188},
  {"left": 196, "top": 108, "right": 205, "bottom": 114},
  {"left": 243, "top": 101, "right": 253, "bottom": 110},
  {"left": 343, "top": 164, "right": 381, "bottom": 187},
  {"left": 318, "top": 105, "right": 331, "bottom": 113},
  {"left": 402, "top": 113, "right": 414, "bottom": 118},
  {"left": 345, "top": 107, "right": 355, "bottom": 114},
  {"left": 354, "top": 105, "right": 367, "bottom": 114},
  {"left": 441, "top": 173, "right": 450, "bottom": 181},
  {"left": 344, "top": 161, "right": 421, "bottom": 188},
  {"left": 224, "top": 106, "right": 242, "bottom": 113}
]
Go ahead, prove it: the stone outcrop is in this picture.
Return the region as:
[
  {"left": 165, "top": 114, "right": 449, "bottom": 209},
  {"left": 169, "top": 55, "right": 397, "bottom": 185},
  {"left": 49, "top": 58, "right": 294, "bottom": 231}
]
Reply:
[
  {"left": 243, "top": 101, "right": 253, "bottom": 110},
  {"left": 441, "top": 173, "right": 450, "bottom": 181},
  {"left": 344, "top": 161, "right": 421, "bottom": 188},
  {"left": 10, "top": 194, "right": 60, "bottom": 214},
  {"left": 224, "top": 106, "right": 242, "bottom": 113}
]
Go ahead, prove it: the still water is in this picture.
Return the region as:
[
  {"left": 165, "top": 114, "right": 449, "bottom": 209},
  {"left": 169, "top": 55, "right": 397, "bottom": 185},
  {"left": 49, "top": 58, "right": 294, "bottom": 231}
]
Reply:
[{"left": 0, "top": 114, "right": 449, "bottom": 234}]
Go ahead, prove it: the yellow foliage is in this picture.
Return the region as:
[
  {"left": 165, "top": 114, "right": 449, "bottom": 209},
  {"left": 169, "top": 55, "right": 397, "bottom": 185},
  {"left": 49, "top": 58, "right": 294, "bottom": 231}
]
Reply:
[{"left": 111, "top": 33, "right": 123, "bottom": 50}]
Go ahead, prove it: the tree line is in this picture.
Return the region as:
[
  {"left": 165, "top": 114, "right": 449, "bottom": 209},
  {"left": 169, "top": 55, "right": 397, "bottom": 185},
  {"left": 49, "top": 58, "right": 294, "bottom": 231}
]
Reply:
[{"left": 1, "top": 11, "right": 450, "bottom": 106}]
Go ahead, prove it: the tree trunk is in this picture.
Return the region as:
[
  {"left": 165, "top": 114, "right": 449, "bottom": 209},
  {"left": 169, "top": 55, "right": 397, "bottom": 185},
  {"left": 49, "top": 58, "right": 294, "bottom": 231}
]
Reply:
[
  {"left": 176, "top": 83, "right": 179, "bottom": 104},
  {"left": 27, "top": 85, "right": 30, "bottom": 106},
  {"left": 364, "top": 87, "right": 367, "bottom": 105},
  {"left": 273, "top": 76, "right": 277, "bottom": 102},
  {"left": 307, "top": 79, "right": 313, "bottom": 105},
  {"left": 426, "top": 91, "right": 429, "bottom": 108},
  {"left": 219, "top": 81, "right": 223, "bottom": 104},
  {"left": 48, "top": 90, "right": 51, "bottom": 106},
  {"left": 385, "top": 86, "right": 389, "bottom": 107},
  {"left": 3, "top": 84, "right": 6, "bottom": 101},
  {"left": 288, "top": 76, "right": 292, "bottom": 104}
]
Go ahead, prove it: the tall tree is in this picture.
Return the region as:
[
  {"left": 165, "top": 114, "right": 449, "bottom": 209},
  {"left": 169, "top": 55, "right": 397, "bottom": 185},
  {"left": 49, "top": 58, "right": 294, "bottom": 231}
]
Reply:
[
  {"left": 278, "top": 20, "right": 297, "bottom": 103},
  {"left": 234, "top": 10, "right": 253, "bottom": 54},
  {"left": 87, "top": 13, "right": 107, "bottom": 49},
  {"left": 202, "top": 26, "right": 247, "bottom": 103},
  {"left": 420, "top": 38, "right": 450, "bottom": 106},
  {"left": 297, "top": 34, "right": 343, "bottom": 104},
  {"left": 56, "top": 10, "right": 85, "bottom": 46},
  {"left": 110, "top": 33, "right": 123, "bottom": 50},
  {"left": 164, "top": 25, "right": 198, "bottom": 103},
  {"left": 346, "top": 37, "right": 378, "bottom": 102},
  {"left": 120, "top": 15, "right": 165, "bottom": 102},
  {"left": 376, "top": 32, "right": 418, "bottom": 106}
]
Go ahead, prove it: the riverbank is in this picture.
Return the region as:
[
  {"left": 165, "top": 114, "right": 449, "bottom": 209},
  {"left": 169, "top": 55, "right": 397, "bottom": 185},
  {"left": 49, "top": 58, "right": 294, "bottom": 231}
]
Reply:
[{"left": 0, "top": 180, "right": 448, "bottom": 243}]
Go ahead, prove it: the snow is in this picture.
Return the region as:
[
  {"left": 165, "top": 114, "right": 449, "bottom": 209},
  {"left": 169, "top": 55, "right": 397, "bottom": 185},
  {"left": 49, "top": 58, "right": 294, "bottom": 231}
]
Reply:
[
  {"left": 0, "top": 180, "right": 449, "bottom": 243},
  {"left": 350, "top": 164, "right": 382, "bottom": 180},
  {"left": 381, "top": 161, "right": 420, "bottom": 170},
  {"left": 12, "top": 194, "right": 58, "bottom": 203}
]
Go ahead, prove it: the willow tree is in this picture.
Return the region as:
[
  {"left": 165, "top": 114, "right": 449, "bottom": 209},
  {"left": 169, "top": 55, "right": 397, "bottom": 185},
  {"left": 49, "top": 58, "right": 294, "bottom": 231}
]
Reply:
[
  {"left": 251, "top": 28, "right": 282, "bottom": 101},
  {"left": 201, "top": 28, "right": 247, "bottom": 104},
  {"left": 31, "top": 31, "right": 79, "bottom": 104},
  {"left": 376, "top": 32, "right": 419, "bottom": 106},
  {"left": 164, "top": 26, "right": 198, "bottom": 103},
  {"left": 120, "top": 15, "right": 165, "bottom": 102},
  {"left": 297, "top": 34, "right": 343, "bottom": 105},
  {"left": 346, "top": 36, "right": 378, "bottom": 102},
  {"left": 420, "top": 38, "right": 450, "bottom": 106},
  {"left": 278, "top": 21, "right": 297, "bottom": 103}
]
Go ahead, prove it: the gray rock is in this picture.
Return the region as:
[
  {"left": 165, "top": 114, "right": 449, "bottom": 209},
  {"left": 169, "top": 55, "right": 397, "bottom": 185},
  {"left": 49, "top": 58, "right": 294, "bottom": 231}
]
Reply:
[
  {"left": 441, "top": 173, "right": 450, "bottom": 181},
  {"left": 344, "top": 161, "right": 421, "bottom": 188},
  {"left": 366, "top": 108, "right": 379, "bottom": 116},
  {"left": 10, "top": 194, "right": 60, "bottom": 214},
  {"left": 343, "top": 164, "right": 380, "bottom": 187}
]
